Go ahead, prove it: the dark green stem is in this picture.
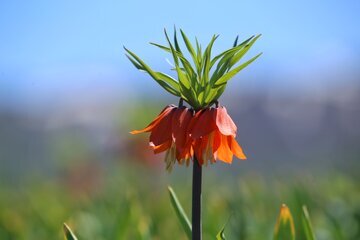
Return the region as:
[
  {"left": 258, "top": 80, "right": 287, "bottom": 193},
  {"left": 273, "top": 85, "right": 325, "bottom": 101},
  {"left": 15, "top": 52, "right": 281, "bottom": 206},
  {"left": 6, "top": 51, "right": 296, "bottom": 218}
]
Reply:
[{"left": 192, "top": 157, "right": 202, "bottom": 240}]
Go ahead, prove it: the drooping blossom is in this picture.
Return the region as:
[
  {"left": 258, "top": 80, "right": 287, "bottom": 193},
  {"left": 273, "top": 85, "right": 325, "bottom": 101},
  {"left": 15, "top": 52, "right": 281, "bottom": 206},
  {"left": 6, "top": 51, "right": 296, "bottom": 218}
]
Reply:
[
  {"left": 130, "top": 105, "right": 193, "bottom": 170},
  {"left": 189, "top": 106, "right": 246, "bottom": 165}
]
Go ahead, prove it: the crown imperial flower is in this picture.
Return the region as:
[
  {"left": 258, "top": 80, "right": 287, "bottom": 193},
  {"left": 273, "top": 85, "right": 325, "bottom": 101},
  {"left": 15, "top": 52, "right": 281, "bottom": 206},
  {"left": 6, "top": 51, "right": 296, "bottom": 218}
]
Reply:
[
  {"left": 127, "top": 29, "right": 260, "bottom": 240},
  {"left": 127, "top": 29, "right": 260, "bottom": 170}
]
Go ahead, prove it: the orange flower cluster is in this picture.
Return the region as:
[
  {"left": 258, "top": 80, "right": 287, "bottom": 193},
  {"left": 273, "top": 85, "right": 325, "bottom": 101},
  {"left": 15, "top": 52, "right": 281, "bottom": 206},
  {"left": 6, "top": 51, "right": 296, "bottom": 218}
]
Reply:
[{"left": 131, "top": 105, "right": 246, "bottom": 170}]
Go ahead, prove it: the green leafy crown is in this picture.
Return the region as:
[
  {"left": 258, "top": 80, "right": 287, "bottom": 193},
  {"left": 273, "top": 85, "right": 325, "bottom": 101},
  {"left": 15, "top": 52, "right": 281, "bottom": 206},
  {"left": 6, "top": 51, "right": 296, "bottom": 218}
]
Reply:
[{"left": 125, "top": 29, "right": 261, "bottom": 110}]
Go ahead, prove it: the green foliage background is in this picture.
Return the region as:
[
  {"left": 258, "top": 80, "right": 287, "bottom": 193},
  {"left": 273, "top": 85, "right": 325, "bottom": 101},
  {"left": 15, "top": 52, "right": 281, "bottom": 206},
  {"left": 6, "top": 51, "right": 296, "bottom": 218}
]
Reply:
[{"left": 1, "top": 161, "right": 359, "bottom": 239}]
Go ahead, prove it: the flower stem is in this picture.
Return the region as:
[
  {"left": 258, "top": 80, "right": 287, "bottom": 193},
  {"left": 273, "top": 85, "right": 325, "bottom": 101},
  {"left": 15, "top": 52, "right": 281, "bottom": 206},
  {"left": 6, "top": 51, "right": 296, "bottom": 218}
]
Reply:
[{"left": 192, "top": 157, "right": 202, "bottom": 240}]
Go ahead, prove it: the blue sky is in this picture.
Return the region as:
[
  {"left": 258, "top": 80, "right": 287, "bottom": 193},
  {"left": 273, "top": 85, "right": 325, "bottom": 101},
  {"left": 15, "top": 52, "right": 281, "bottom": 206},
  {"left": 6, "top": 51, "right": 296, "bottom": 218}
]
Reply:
[{"left": 1, "top": 0, "right": 359, "bottom": 109}]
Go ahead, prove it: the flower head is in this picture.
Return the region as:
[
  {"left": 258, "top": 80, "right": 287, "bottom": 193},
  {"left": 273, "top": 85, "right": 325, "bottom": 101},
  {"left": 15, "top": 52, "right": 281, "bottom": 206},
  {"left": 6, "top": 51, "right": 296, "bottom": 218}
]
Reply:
[
  {"left": 131, "top": 104, "right": 246, "bottom": 169},
  {"left": 189, "top": 106, "right": 246, "bottom": 165}
]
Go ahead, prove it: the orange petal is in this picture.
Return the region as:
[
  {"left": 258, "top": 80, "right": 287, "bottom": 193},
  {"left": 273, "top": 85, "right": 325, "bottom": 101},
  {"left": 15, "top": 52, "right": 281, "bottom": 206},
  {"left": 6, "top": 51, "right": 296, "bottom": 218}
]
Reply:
[
  {"left": 228, "top": 136, "right": 246, "bottom": 160},
  {"left": 172, "top": 107, "right": 194, "bottom": 161},
  {"left": 193, "top": 138, "right": 205, "bottom": 165},
  {"left": 172, "top": 107, "right": 193, "bottom": 154},
  {"left": 186, "top": 109, "right": 203, "bottom": 135},
  {"left": 149, "top": 107, "right": 176, "bottom": 146},
  {"left": 130, "top": 105, "right": 176, "bottom": 134},
  {"left": 152, "top": 140, "right": 172, "bottom": 154},
  {"left": 215, "top": 106, "right": 237, "bottom": 137},
  {"left": 211, "top": 130, "right": 222, "bottom": 154},
  {"left": 176, "top": 138, "right": 194, "bottom": 161},
  {"left": 189, "top": 108, "right": 217, "bottom": 139},
  {"left": 202, "top": 132, "right": 216, "bottom": 164},
  {"left": 215, "top": 134, "right": 233, "bottom": 163}
]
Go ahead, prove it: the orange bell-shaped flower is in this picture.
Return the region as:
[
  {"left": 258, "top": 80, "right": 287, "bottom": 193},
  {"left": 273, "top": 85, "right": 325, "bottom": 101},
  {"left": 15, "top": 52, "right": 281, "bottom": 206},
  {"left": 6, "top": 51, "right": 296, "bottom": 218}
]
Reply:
[{"left": 189, "top": 106, "right": 246, "bottom": 165}]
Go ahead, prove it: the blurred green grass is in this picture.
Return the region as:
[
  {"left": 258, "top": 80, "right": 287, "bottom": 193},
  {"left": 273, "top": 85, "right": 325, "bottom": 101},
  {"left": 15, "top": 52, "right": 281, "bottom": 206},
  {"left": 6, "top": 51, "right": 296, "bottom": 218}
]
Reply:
[{"left": 0, "top": 161, "right": 359, "bottom": 240}]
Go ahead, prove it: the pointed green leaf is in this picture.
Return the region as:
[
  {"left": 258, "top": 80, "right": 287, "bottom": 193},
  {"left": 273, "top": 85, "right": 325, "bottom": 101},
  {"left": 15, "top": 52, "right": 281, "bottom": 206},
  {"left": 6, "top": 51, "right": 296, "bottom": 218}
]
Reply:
[
  {"left": 173, "top": 29, "right": 197, "bottom": 82},
  {"left": 233, "top": 35, "right": 239, "bottom": 47},
  {"left": 150, "top": 42, "right": 171, "bottom": 52},
  {"left": 124, "top": 47, "right": 158, "bottom": 74},
  {"left": 177, "top": 67, "right": 190, "bottom": 89},
  {"left": 164, "top": 29, "right": 194, "bottom": 96},
  {"left": 178, "top": 59, "right": 197, "bottom": 86},
  {"left": 125, "top": 54, "right": 144, "bottom": 70},
  {"left": 202, "top": 35, "right": 219, "bottom": 85},
  {"left": 274, "top": 204, "right": 296, "bottom": 240},
  {"left": 168, "top": 186, "right": 192, "bottom": 240},
  {"left": 153, "top": 77, "right": 180, "bottom": 96},
  {"left": 214, "top": 52, "right": 262, "bottom": 86},
  {"left": 209, "top": 35, "right": 257, "bottom": 83},
  {"left": 204, "top": 88, "right": 218, "bottom": 105},
  {"left": 216, "top": 227, "right": 226, "bottom": 240},
  {"left": 199, "top": 84, "right": 211, "bottom": 105},
  {"left": 151, "top": 42, "right": 192, "bottom": 64},
  {"left": 180, "top": 29, "right": 198, "bottom": 66},
  {"left": 302, "top": 206, "right": 316, "bottom": 240},
  {"left": 204, "top": 84, "right": 225, "bottom": 104},
  {"left": 124, "top": 47, "right": 180, "bottom": 96},
  {"left": 195, "top": 37, "right": 202, "bottom": 76},
  {"left": 213, "top": 84, "right": 226, "bottom": 101},
  {"left": 197, "top": 89, "right": 205, "bottom": 104},
  {"left": 164, "top": 29, "right": 179, "bottom": 65},
  {"left": 228, "top": 34, "right": 262, "bottom": 69},
  {"left": 216, "top": 214, "right": 232, "bottom": 240},
  {"left": 174, "top": 28, "right": 182, "bottom": 53},
  {"left": 210, "top": 35, "right": 254, "bottom": 69},
  {"left": 63, "top": 223, "right": 78, "bottom": 240},
  {"left": 237, "top": 34, "right": 256, "bottom": 47},
  {"left": 215, "top": 37, "right": 250, "bottom": 71},
  {"left": 156, "top": 72, "right": 179, "bottom": 90},
  {"left": 170, "top": 30, "right": 197, "bottom": 85},
  {"left": 151, "top": 41, "right": 197, "bottom": 80},
  {"left": 178, "top": 77, "right": 191, "bottom": 99}
]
